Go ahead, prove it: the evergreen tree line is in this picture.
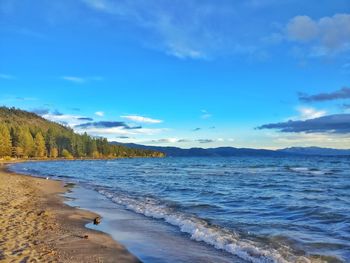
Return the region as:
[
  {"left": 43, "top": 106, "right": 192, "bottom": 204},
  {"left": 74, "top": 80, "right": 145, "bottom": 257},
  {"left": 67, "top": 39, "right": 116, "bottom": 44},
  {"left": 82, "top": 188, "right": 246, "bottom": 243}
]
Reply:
[{"left": 0, "top": 107, "right": 164, "bottom": 159}]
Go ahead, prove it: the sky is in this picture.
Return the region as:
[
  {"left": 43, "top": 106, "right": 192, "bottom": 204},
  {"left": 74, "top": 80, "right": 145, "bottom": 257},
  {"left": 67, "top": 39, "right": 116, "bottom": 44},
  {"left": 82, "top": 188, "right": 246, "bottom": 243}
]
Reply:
[{"left": 1, "top": 0, "right": 350, "bottom": 149}]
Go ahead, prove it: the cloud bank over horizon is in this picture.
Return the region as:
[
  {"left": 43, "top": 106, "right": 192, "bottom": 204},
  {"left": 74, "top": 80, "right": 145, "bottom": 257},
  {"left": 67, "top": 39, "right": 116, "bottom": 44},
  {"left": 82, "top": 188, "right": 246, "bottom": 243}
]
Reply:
[{"left": 258, "top": 114, "right": 350, "bottom": 134}]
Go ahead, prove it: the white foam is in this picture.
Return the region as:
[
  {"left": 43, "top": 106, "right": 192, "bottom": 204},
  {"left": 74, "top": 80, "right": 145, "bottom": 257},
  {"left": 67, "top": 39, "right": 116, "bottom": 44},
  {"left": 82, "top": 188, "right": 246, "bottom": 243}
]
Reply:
[
  {"left": 98, "top": 189, "right": 291, "bottom": 263},
  {"left": 290, "top": 167, "right": 326, "bottom": 176},
  {"left": 290, "top": 167, "right": 309, "bottom": 172}
]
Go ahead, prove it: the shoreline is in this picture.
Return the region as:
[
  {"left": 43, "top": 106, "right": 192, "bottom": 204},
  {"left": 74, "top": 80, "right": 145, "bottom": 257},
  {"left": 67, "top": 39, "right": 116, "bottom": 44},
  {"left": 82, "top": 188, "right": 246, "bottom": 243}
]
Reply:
[
  {"left": 0, "top": 162, "right": 140, "bottom": 263},
  {"left": 5, "top": 160, "right": 240, "bottom": 263}
]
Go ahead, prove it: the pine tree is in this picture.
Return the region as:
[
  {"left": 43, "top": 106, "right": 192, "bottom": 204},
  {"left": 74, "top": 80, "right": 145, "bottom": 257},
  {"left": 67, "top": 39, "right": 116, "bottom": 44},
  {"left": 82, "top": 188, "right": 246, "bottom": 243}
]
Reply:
[
  {"left": 0, "top": 107, "right": 164, "bottom": 159},
  {"left": 19, "top": 128, "right": 35, "bottom": 157},
  {"left": 34, "top": 132, "right": 46, "bottom": 157},
  {"left": 50, "top": 147, "right": 59, "bottom": 158},
  {"left": 45, "top": 128, "right": 56, "bottom": 156},
  {"left": 0, "top": 124, "right": 12, "bottom": 157},
  {"left": 61, "top": 149, "right": 73, "bottom": 159}
]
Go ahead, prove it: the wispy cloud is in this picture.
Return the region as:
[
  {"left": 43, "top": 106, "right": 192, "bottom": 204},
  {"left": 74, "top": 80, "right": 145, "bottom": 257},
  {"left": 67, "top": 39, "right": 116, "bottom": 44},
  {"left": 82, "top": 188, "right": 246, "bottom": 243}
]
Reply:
[
  {"left": 81, "top": 0, "right": 246, "bottom": 59},
  {"left": 31, "top": 108, "right": 50, "bottom": 116},
  {"left": 75, "top": 121, "right": 141, "bottom": 129},
  {"left": 0, "top": 73, "right": 14, "bottom": 80},
  {"left": 292, "top": 107, "right": 327, "bottom": 121},
  {"left": 37, "top": 107, "right": 166, "bottom": 139},
  {"left": 76, "top": 126, "right": 165, "bottom": 137},
  {"left": 77, "top": 117, "right": 94, "bottom": 121},
  {"left": 200, "top": 109, "right": 212, "bottom": 119},
  {"left": 129, "top": 136, "right": 239, "bottom": 148},
  {"left": 151, "top": 138, "right": 183, "bottom": 143},
  {"left": 121, "top": 115, "right": 162, "bottom": 124},
  {"left": 62, "top": 76, "right": 86, "bottom": 84},
  {"left": 31, "top": 108, "right": 67, "bottom": 117},
  {"left": 299, "top": 87, "right": 350, "bottom": 102},
  {"left": 52, "top": 109, "right": 63, "bottom": 116},
  {"left": 149, "top": 138, "right": 226, "bottom": 144},
  {"left": 73, "top": 118, "right": 166, "bottom": 137},
  {"left": 258, "top": 114, "right": 350, "bottom": 134},
  {"left": 197, "top": 139, "right": 214, "bottom": 144},
  {"left": 95, "top": 111, "right": 104, "bottom": 117},
  {"left": 61, "top": 75, "right": 103, "bottom": 84},
  {"left": 43, "top": 113, "right": 81, "bottom": 126}
]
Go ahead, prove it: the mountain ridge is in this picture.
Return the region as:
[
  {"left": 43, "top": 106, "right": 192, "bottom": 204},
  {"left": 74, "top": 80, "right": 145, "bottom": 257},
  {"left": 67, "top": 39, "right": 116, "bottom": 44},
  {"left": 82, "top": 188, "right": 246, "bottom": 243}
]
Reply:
[{"left": 111, "top": 142, "right": 350, "bottom": 157}]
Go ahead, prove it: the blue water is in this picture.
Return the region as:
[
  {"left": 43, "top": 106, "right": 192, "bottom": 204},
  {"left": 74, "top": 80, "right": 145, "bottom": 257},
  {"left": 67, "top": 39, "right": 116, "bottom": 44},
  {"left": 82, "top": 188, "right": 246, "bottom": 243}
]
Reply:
[{"left": 10, "top": 156, "right": 350, "bottom": 262}]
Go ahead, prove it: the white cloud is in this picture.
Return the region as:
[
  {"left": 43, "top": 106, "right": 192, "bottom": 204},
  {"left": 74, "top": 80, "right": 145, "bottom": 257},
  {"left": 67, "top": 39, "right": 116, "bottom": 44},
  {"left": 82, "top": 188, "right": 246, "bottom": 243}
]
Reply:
[
  {"left": 62, "top": 76, "right": 86, "bottom": 83},
  {"left": 146, "top": 137, "right": 233, "bottom": 145},
  {"left": 287, "top": 16, "right": 319, "bottom": 42},
  {"left": 75, "top": 126, "right": 165, "bottom": 137},
  {"left": 287, "top": 106, "right": 327, "bottom": 121},
  {"left": 151, "top": 138, "right": 181, "bottom": 143},
  {"left": 95, "top": 111, "right": 104, "bottom": 117},
  {"left": 200, "top": 109, "right": 212, "bottom": 119},
  {"left": 298, "top": 107, "right": 327, "bottom": 120},
  {"left": 42, "top": 113, "right": 88, "bottom": 127},
  {"left": 285, "top": 13, "right": 350, "bottom": 55},
  {"left": 121, "top": 115, "right": 162, "bottom": 124},
  {"left": 42, "top": 110, "right": 166, "bottom": 139}
]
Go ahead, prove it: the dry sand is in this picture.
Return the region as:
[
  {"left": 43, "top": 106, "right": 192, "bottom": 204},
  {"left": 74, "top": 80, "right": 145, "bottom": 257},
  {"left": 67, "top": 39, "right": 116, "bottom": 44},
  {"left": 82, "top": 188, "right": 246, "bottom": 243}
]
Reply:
[{"left": 0, "top": 163, "right": 140, "bottom": 263}]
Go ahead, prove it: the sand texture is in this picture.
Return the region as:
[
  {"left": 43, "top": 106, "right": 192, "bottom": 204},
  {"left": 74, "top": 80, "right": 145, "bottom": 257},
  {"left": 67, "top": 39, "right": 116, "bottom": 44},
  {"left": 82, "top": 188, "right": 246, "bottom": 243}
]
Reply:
[{"left": 0, "top": 164, "right": 140, "bottom": 263}]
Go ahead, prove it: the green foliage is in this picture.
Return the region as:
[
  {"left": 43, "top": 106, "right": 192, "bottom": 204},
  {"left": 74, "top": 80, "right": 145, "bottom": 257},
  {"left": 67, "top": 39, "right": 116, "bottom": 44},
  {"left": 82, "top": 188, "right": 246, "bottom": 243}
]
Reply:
[
  {"left": 0, "top": 106, "right": 165, "bottom": 159},
  {"left": 61, "top": 149, "right": 73, "bottom": 159},
  {"left": 0, "top": 123, "right": 12, "bottom": 157},
  {"left": 50, "top": 147, "right": 59, "bottom": 158},
  {"left": 18, "top": 128, "right": 34, "bottom": 157},
  {"left": 34, "top": 132, "right": 46, "bottom": 157}
]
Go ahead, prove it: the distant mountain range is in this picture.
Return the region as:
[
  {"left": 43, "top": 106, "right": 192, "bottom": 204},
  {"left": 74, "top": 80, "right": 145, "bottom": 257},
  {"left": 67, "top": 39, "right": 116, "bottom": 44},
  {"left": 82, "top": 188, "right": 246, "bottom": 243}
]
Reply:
[
  {"left": 277, "top": 147, "right": 350, "bottom": 156},
  {"left": 111, "top": 142, "right": 350, "bottom": 157}
]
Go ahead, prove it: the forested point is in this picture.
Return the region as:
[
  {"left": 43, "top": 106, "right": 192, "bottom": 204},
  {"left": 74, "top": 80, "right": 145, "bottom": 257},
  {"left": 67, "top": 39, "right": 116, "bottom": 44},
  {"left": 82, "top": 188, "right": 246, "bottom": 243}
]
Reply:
[{"left": 0, "top": 107, "right": 165, "bottom": 159}]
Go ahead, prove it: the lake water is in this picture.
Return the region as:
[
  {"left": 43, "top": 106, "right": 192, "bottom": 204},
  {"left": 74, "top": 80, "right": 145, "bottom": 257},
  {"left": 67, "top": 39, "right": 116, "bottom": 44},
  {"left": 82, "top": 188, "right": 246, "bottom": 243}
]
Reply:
[{"left": 10, "top": 156, "right": 350, "bottom": 262}]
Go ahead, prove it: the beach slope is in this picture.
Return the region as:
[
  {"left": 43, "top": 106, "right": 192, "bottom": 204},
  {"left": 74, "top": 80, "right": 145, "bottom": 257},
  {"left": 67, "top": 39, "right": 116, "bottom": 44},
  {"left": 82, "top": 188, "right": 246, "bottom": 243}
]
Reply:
[{"left": 0, "top": 164, "right": 140, "bottom": 263}]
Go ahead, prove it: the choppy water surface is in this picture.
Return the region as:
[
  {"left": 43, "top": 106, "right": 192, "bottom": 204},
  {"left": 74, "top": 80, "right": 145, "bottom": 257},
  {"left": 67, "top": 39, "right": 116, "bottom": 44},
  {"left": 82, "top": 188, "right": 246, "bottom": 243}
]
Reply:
[{"left": 10, "top": 157, "right": 350, "bottom": 262}]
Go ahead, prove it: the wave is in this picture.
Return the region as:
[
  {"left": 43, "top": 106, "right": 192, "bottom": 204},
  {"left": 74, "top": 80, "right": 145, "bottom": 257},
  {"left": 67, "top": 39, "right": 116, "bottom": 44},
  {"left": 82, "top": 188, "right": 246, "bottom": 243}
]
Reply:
[
  {"left": 97, "top": 189, "right": 294, "bottom": 263},
  {"left": 286, "top": 167, "right": 332, "bottom": 176}
]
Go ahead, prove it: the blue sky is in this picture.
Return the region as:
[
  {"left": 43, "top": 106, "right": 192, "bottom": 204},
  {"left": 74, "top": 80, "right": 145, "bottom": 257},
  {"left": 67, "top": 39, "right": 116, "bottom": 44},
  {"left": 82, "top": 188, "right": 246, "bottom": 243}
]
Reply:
[{"left": 1, "top": 0, "right": 350, "bottom": 149}]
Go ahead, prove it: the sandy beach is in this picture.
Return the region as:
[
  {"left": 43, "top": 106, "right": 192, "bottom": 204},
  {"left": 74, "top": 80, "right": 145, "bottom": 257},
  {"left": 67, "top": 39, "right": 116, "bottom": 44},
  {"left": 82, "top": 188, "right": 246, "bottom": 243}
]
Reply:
[{"left": 0, "top": 162, "right": 140, "bottom": 263}]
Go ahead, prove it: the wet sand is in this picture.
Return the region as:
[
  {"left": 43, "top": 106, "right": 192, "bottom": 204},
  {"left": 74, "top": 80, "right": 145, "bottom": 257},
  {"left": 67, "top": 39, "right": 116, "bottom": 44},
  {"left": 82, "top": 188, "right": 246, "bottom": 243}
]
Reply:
[{"left": 0, "top": 163, "right": 140, "bottom": 263}]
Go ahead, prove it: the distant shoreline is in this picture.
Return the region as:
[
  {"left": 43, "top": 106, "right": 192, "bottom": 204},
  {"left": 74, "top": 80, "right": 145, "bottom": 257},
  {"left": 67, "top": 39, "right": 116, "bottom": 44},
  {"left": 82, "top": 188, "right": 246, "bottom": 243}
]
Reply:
[
  {"left": 0, "top": 155, "right": 164, "bottom": 163},
  {"left": 0, "top": 161, "right": 140, "bottom": 262}
]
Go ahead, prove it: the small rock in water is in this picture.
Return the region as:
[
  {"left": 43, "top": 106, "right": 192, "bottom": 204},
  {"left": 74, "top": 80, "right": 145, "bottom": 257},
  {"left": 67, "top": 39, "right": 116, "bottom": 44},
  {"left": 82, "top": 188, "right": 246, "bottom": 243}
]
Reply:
[{"left": 93, "top": 216, "right": 101, "bottom": 225}]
